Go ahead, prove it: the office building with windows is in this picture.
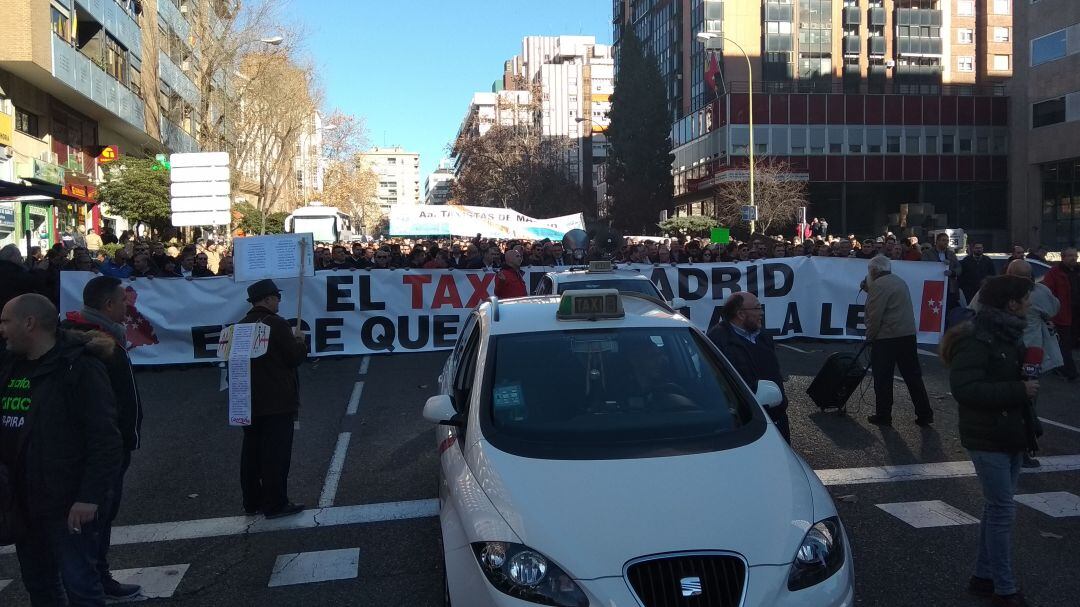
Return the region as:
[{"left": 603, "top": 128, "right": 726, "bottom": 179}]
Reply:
[
  {"left": 1009, "top": 0, "right": 1080, "bottom": 248},
  {"left": 425, "top": 158, "right": 455, "bottom": 206},
  {"left": 0, "top": 0, "right": 217, "bottom": 251},
  {"left": 360, "top": 146, "right": 421, "bottom": 215},
  {"left": 614, "top": 0, "right": 1013, "bottom": 243}
]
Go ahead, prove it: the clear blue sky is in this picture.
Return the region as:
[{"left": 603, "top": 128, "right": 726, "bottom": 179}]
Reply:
[{"left": 291, "top": 0, "right": 612, "bottom": 186}]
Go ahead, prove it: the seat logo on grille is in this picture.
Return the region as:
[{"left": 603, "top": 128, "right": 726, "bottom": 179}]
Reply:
[{"left": 680, "top": 576, "right": 702, "bottom": 597}]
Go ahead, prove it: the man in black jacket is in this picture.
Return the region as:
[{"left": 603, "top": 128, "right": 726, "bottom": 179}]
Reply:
[
  {"left": 238, "top": 279, "right": 308, "bottom": 519},
  {"left": 0, "top": 294, "right": 123, "bottom": 606},
  {"left": 60, "top": 276, "right": 144, "bottom": 599},
  {"left": 707, "top": 292, "right": 791, "bottom": 443},
  {"left": 959, "top": 242, "right": 996, "bottom": 304}
]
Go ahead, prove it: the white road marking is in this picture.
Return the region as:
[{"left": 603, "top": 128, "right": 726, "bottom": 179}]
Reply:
[
  {"left": 318, "top": 432, "right": 352, "bottom": 508},
  {"left": 876, "top": 500, "right": 980, "bottom": 528},
  {"left": 1040, "top": 417, "right": 1080, "bottom": 434},
  {"left": 358, "top": 356, "right": 370, "bottom": 375},
  {"left": 110, "top": 564, "right": 190, "bottom": 600},
  {"left": 268, "top": 548, "right": 359, "bottom": 588},
  {"left": 1015, "top": 492, "right": 1080, "bottom": 518},
  {"left": 346, "top": 381, "right": 364, "bottom": 415},
  {"left": 779, "top": 344, "right": 814, "bottom": 354},
  {"left": 916, "top": 349, "right": 938, "bottom": 358},
  {"left": 0, "top": 579, "right": 10, "bottom": 593},
  {"left": 816, "top": 454, "right": 1080, "bottom": 486}
]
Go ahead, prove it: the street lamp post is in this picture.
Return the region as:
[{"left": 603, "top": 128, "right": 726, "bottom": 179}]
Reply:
[{"left": 697, "top": 32, "right": 756, "bottom": 235}]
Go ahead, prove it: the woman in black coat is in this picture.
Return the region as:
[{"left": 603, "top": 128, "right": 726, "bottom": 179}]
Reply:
[{"left": 940, "top": 275, "right": 1039, "bottom": 607}]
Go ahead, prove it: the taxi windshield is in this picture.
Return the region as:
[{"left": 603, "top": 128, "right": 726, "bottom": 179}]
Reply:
[
  {"left": 557, "top": 279, "right": 660, "bottom": 298},
  {"left": 482, "top": 327, "right": 761, "bottom": 459}
]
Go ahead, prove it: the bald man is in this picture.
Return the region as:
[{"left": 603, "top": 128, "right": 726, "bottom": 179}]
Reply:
[
  {"left": 494, "top": 249, "right": 527, "bottom": 299},
  {"left": 0, "top": 294, "right": 122, "bottom": 606},
  {"left": 707, "top": 291, "right": 791, "bottom": 443}
]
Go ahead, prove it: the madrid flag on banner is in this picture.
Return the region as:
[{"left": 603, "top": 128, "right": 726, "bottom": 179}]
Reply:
[{"left": 918, "top": 280, "right": 947, "bottom": 334}]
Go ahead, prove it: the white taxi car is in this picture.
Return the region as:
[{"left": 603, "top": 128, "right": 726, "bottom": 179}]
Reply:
[
  {"left": 533, "top": 262, "right": 687, "bottom": 310},
  {"left": 425, "top": 290, "right": 854, "bottom": 607}
]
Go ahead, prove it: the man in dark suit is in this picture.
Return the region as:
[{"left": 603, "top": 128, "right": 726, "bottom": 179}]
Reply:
[
  {"left": 958, "top": 242, "right": 996, "bottom": 304},
  {"left": 237, "top": 279, "right": 308, "bottom": 519},
  {"left": 707, "top": 291, "right": 790, "bottom": 443}
]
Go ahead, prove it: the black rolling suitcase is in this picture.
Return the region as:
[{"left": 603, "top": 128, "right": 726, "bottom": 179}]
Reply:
[{"left": 806, "top": 342, "right": 870, "bottom": 414}]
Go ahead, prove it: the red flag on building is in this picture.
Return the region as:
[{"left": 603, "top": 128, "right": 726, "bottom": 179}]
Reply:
[
  {"left": 705, "top": 52, "right": 721, "bottom": 94},
  {"left": 918, "top": 280, "right": 946, "bottom": 333}
]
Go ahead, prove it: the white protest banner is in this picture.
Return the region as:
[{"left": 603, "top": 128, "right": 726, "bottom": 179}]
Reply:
[
  {"left": 59, "top": 258, "right": 948, "bottom": 366},
  {"left": 232, "top": 233, "right": 316, "bottom": 283},
  {"left": 389, "top": 204, "right": 584, "bottom": 240}
]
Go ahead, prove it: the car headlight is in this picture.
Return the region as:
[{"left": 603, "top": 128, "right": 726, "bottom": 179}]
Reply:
[
  {"left": 471, "top": 542, "right": 588, "bottom": 607},
  {"left": 787, "top": 517, "right": 846, "bottom": 591}
]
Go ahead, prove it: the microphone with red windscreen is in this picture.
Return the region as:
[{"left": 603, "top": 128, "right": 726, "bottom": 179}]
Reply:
[{"left": 1023, "top": 347, "right": 1044, "bottom": 381}]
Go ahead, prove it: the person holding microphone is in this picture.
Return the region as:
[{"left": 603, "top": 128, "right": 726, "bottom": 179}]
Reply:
[{"left": 940, "top": 275, "right": 1039, "bottom": 607}]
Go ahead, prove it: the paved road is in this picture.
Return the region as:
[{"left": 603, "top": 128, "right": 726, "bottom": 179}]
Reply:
[{"left": 1, "top": 342, "right": 1078, "bottom": 606}]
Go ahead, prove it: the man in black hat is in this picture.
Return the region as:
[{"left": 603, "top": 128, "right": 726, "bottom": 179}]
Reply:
[{"left": 237, "top": 279, "right": 308, "bottom": 518}]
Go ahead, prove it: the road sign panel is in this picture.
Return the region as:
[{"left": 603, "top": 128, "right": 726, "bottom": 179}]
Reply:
[
  {"left": 171, "top": 165, "right": 231, "bottom": 183},
  {"left": 172, "top": 210, "right": 231, "bottom": 226},
  {"left": 170, "top": 152, "right": 230, "bottom": 168},
  {"left": 171, "top": 197, "right": 232, "bottom": 213},
  {"left": 172, "top": 181, "right": 231, "bottom": 198}
]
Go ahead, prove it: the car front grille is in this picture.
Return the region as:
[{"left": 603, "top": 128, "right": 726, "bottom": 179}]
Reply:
[{"left": 625, "top": 553, "right": 746, "bottom": 607}]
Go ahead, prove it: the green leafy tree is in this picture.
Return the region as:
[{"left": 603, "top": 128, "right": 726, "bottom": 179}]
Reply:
[
  {"left": 605, "top": 29, "right": 675, "bottom": 235},
  {"left": 233, "top": 201, "right": 288, "bottom": 235},
  {"left": 658, "top": 215, "right": 720, "bottom": 238},
  {"left": 97, "top": 155, "right": 172, "bottom": 234}
]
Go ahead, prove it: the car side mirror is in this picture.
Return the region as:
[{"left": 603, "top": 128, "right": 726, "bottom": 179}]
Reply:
[
  {"left": 754, "top": 380, "right": 784, "bottom": 409},
  {"left": 670, "top": 297, "right": 687, "bottom": 310},
  {"left": 423, "top": 395, "right": 463, "bottom": 427}
]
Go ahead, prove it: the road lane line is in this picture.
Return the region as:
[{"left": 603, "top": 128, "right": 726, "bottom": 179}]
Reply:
[
  {"left": 346, "top": 381, "right": 364, "bottom": 415},
  {"left": 1040, "top": 417, "right": 1080, "bottom": 434},
  {"left": 318, "top": 432, "right": 352, "bottom": 508},
  {"left": 779, "top": 344, "right": 814, "bottom": 354},
  {"left": 816, "top": 454, "right": 1080, "bottom": 486},
  {"left": 358, "top": 356, "right": 370, "bottom": 375},
  {"left": 111, "top": 564, "right": 191, "bottom": 599},
  {"left": 268, "top": 548, "right": 359, "bottom": 587},
  {"left": 0, "top": 499, "right": 441, "bottom": 553}
]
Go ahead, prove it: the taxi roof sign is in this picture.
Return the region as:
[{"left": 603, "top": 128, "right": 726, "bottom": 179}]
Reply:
[
  {"left": 557, "top": 289, "right": 624, "bottom": 321},
  {"left": 587, "top": 260, "right": 613, "bottom": 273}
]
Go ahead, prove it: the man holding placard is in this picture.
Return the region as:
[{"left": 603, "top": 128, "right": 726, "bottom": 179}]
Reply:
[{"left": 238, "top": 279, "right": 308, "bottom": 519}]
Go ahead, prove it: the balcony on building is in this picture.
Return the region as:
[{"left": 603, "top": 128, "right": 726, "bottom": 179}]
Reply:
[
  {"left": 39, "top": 1, "right": 148, "bottom": 140},
  {"left": 843, "top": 35, "right": 861, "bottom": 57},
  {"left": 843, "top": 6, "right": 861, "bottom": 26},
  {"left": 869, "top": 7, "right": 886, "bottom": 27},
  {"left": 869, "top": 36, "right": 887, "bottom": 57}
]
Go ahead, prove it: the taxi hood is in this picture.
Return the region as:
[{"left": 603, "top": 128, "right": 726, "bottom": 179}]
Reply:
[{"left": 469, "top": 435, "right": 816, "bottom": 580}]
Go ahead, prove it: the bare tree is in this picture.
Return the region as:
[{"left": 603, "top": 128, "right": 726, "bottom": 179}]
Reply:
[
  {"left": 450, "top": 86, "right": 589, "bottom": 218},
  {"left": 711, "top": 158, "right": 808, "bottom": 235},
  {"left": 230, "top": 52, "right": 320, "bottom": 232}
]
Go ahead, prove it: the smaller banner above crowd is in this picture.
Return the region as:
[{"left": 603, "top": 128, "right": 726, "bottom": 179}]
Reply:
[{"left": 389, "top": 204, "right": 584, "bottom": 240}]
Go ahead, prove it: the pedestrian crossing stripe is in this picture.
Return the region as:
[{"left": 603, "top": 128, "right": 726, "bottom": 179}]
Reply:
[
  {"left": 111, "top": 564, "right": 190, "bottom": 601},
  {"left": 876, "top": 500, "right": 980, "bottom": 528},
  {"left": 1014, "top": 492, "right": 1080, "bottom": 518},
  {"left": 268, "top": 548, "right": 359, "bottom": 588}
]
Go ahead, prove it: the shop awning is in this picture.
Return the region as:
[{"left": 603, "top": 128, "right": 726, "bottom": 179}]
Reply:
[{"left": 0, "top": 179, "right": 82, "bottom": 203}]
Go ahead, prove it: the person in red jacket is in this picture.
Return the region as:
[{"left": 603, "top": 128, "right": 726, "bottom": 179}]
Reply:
[
  {"left": 1043, "top": 247, "right": 1078, "bottom": 381},
  {"left": 494, "top": 249, "right": 527, "bottom": 299}
]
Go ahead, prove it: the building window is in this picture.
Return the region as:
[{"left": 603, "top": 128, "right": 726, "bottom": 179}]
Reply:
[
  {"left": 887, "top": 135, "right": 901, "bottom": 153},
  {"left": 906, "top": 135, "right": 919, "bottom": 153},
  {"left": 942, "top": 133, "right": 955, "bottom": 154},
  {"left": 51, "top": 6, "right": 71, "bottom": 41},
  {"left": 958, "top": 1, "right": 975, "bottom": 16},
  {"left": 1031, "top": 30, "right": 1068, "bottom": 66},
  {"left": 992, "top": 54, "right": 1010, "bottom": 71},
  {"left": 1032, "top": 97, "right": 1066, "bottom": 128},
  {"left": 957, "top": 29, "right": 974, "bottom": 44},
  {"left": 993, "top": 27, "right": 1010, "bottom": 43},
  {"left": 992, "top": 0, "right": 1010, "bottom": 15},
  {"left": 959, "top": 136, "right": 972, "bottom": 152},
  {"left": 14, "top": 108, "right": 39, "bottom": 137},
  {"left": 387, "top": 157, "right": 397, "bottom": 164},
  {"left": 925, "top": 135, "right": 937, "bottom": 153},
  {"left": 958, "top": 56, "right": 974, "bottom": 72},
  {"left": 977, "top": 136, "right": 989, "bottom": 153}
]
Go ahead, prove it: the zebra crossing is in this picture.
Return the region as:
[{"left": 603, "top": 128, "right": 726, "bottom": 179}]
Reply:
[
  {"left": 876, "top": 491, "right": 1080, "bottom": 527},
  {"left": 0, "top": 547, "right": 364, "bottom": 602}
]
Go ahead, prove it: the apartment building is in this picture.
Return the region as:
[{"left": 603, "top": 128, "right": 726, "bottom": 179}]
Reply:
[
  {"left": 1009, "top": 0, "right": 1080, "bottom": 248},
  {"left": 614, "top": 0, "right": 1012, "bottom": 244},
  {"left": 0, "top": 0, "right": 212, "bottom": 251},
  {"left": 424, "top": 158, "right": 454, "bottom": 206},
  {"left": 360, "top": 146, "right": 421, "bottom": 215}
]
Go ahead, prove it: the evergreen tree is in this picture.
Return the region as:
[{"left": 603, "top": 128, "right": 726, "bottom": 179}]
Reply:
[
  {"left": 605, "top": 29, "right": 674, "bottom": 235},
  {"left": 97, "top": 155, "right": 172, "bottom": 234}
]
